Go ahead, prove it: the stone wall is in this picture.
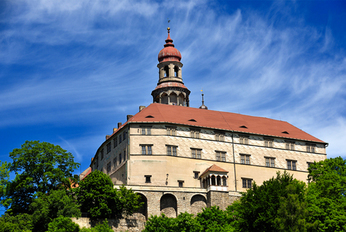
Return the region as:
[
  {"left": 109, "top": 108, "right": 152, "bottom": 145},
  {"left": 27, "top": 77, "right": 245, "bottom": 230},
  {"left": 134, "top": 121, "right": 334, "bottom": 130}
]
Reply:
[{"left": 72, "top": 213, "right": 146, "bottom": 232}]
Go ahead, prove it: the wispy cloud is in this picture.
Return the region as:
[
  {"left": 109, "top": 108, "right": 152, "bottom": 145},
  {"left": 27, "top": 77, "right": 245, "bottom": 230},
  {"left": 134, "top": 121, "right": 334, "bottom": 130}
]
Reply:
[{"left": 0, "top": 0, "right": 345, "bottom": 163}]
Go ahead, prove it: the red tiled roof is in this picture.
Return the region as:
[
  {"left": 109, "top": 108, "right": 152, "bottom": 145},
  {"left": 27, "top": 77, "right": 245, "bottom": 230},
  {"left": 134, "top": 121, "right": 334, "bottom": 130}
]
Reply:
[
  {"left": 154, "top": 82, "right": 189, "bottom": 90},
  {"left": 128, "top": 103, "right": 326, "bottom": 143},
  {"left": 200, "top": 164, "right": 229, "bottom": 177}
]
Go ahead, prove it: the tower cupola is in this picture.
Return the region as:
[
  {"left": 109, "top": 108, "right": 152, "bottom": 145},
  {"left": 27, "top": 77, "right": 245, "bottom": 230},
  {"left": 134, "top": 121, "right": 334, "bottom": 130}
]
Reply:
[{"left": 151, "top": 28, "right": 190, "bottom": 107}]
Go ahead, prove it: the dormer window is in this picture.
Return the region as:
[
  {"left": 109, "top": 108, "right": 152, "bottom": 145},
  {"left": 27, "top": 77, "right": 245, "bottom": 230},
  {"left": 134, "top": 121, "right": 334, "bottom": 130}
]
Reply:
[{"left": 240, "top": 125, "right": 248, "bottom": 129}]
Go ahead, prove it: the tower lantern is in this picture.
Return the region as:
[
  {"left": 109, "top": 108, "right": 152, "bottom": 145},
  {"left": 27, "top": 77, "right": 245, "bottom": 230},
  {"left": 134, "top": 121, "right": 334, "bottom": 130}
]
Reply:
[{"left": 151, "top": 28, "right": 190, "bottom": 106}]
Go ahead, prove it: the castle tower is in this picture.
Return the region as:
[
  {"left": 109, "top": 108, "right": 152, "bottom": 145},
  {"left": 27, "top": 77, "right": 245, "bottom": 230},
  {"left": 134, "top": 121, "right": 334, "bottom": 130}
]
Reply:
[{"left": 151, "top": 28, "right": 190, "bottom": 106}]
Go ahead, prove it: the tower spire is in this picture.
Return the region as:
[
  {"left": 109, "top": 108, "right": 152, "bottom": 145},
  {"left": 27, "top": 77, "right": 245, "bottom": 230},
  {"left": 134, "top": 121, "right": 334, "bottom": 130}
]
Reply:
[
  {"left": 199, "top": 90, "right": 208, "bottom": 109},
  {"left": 151, "top": 28, "right": 190, "bottom": 107}
]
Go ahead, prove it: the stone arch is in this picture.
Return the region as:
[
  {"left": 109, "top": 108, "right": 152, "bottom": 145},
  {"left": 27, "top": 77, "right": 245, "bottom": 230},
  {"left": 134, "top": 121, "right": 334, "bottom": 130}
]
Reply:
[
  {"left": 211, "top": 175, "right": 216, "bottom": 186},
  {"left": 161, "top": 93, "right": 168, "bottom": 104},
  {"left": 164, "top": 65, "right": 169, "bottom": 77},
  {"left": 134, "top": 193, "right": 148, "bottom": 220},
  {"left": 190, "top": 194, "right": 207, "bottom": 215},
  {"left": 160, "top": 194, "right": 177, "bottom": 218},
  {"left": 169, "top": 92, "right": 177, "bottom": 105}
]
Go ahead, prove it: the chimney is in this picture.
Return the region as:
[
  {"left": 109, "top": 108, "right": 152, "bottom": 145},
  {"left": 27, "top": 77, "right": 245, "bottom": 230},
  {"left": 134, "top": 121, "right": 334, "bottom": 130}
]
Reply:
[
  {"left": 127, "top": 115, "right": 133, "bottom": 121},
  {"left": 113, "top": 128, "right": 117, "bottom": 133},
  {"left": 106, "top": 135, "right": 111, "bottom": 140},
  {"left": 139, "top": 106, "right": 146, "bottom": 112},
  {"left": 117, "top": 122, "right": 122, "bottom": 128}
]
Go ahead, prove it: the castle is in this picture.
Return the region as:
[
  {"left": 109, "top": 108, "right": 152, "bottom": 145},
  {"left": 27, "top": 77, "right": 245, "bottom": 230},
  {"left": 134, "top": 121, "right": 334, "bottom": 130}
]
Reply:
[{"left": 80, "top": 28, "right": 327, "bottom": 219}]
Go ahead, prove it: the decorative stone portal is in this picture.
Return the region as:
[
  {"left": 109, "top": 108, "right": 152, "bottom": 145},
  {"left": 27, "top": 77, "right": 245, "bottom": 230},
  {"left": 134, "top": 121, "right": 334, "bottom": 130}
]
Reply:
[{"left": 160, "top": 194, "right": 177, "bottom": 218}]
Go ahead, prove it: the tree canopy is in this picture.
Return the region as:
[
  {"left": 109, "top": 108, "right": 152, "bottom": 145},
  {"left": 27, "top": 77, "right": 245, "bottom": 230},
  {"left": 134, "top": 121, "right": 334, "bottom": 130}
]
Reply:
[
  {"left": 77, "top": 170, "right": 142, "bottom": 220},
  {"left": 6, "top": 140, "right": 80, "bottom": 214}
]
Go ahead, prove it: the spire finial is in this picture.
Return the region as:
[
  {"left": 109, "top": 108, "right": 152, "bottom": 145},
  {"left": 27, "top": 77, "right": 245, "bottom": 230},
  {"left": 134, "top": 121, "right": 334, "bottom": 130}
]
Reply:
[
  {"left": 167, "top": 19, "right": 170, "bottom": 33},
  {"left": 199, "top": 89, "right": 208, "bottom": 110}
]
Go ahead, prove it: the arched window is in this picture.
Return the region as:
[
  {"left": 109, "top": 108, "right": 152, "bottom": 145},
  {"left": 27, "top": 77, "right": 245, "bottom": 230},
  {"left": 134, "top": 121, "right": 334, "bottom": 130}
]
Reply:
[
  {"left": 211, "top": 175, "right": 216, "bottom": 186},
  {"left": 164, "top": 66, "right": 169, "bottom": 77},
  {"left": 222, "top": 176, "right": 227, "bottom": 186},
  {"left": 217, "top": 176, "right": 221, "bottom": 186}
]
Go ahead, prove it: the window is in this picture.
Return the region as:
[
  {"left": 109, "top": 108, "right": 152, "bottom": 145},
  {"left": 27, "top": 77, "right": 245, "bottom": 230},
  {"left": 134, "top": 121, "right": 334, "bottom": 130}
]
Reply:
[
  {"left": 141, "top": 127, "right": 151, "bottom": 135},
  {"left": 239, "top": 136, "right": 249, "bottom": 144},
  {"left": 242, "top": 178, "right": 252, "bottom": 188},
  {"left": 190, "top": 129, "right": 200, "bottom": 138},
  {"left": 145, "top": 175, "right": 151, "bottom": 183},
  {"left": 123, "top": 131, "right": 127, "bottom": 140},
  {"left": 167, "top": 127, "right": 176, "bottom": 136},
  {"left": 191, "top": 148, "right": 202, "bottom": 159},
  {"left": 113, "top": 157, "right": 117, "bottom": 168},
  {"left": 287, "top": 160, "right": 297, "bottom": 170},
  {"left": 119, "top": 153, "right": 122, "bottom": 164},
  {"left": 306, "top": 144, "right": 315, "bottom": 153},
  {"left": 264, "top": 139, "right": 273, "bottom": 147},
  {"left": 113, "top": 137, "right": 117, "bottom": 148},
  {"left": 178, "top": 180, "right": 184, "bottom": 187},
  {"left": 123, "top": 150, "right": 127, "bottom": 161},
  {"left": 215, "top": 133, "right": 225, "bottom": 141},
  {"left": 286, "top": 142, "right": 295, "bottom": 150},
  {"left": 167, "top": 145, "right": 177, "bottom": 156},
  {"left": 106, "top": 142, "right": 111, "bottom": 154},
  {"left": 265, "top": 157, "right": 275, "bottom": 167},
  {"left": 141, "top": 145, "right": 152, "bottom": 155},
  {"left": 216, "top": 151, "right": 226, "bottom": 161},
  {"left": 119, "top": 134, "right": 122, "bottom": 143},
  {"left": 107, "top": 162, "right": 111, "bottom": 174},
  {"left": 193, "top": 171, "right": 200, "bottom": 179},
  {"left": 240, "top": 154, "right": 250, "bottom": 164},
  {"left": 100, "top": 149, "right": 104, "bottom": 160}
]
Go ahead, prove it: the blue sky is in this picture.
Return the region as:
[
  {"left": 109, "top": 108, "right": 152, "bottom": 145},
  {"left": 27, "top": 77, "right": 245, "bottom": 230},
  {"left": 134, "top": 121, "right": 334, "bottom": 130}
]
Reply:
[{"left": 1, "top": 0, "right": 346, "bottom": 177}]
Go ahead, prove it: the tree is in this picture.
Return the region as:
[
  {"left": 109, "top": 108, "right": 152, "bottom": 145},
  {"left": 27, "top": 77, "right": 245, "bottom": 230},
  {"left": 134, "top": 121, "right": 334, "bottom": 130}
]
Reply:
[
  {"left": 306, "top": 157, "right": 346, "bottom": 231},
  {"left": 0, "top": 213, "right": 33, "bottom": 232},
  {"left": 227, "top": 171, "right": 307, "bottom": 231},
  {"left": 29, "top": 189, "right": 81, "bottom": 232},
  {"left": 77, "top": 170, "right": 142, "bottom": 219},
  {"left": 0, "top": 161, "right": 11, "bottom": 208},
  {"left": 6, "top": 140, "right": 80, "bottom": 214},
  {"left": 197, "top": 206, "right": 234, "bottom": 232},
  {"left": 47, "top": 216, "right": 79, "bottom": 232}
]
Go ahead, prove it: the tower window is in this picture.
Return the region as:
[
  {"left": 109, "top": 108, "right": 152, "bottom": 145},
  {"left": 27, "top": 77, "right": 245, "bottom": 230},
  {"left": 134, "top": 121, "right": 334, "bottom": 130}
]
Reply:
[
  {"left": 193, "top": 171, "right": 200, "bottom": 179},
  {"left": 106, "top": 142, "right": 111, "bottom": 154},
  {"left": 107, "top": 162, "right": 111, "bottom": 174},
  {"left": 239, "top": 136, "right": 249, "bottom": 144},
  {"left": 190, "top": 129, "right": 200, "bottom": 138},
  {"left": 264, "top": 139, "right": 273, "bottom": 148},
  {"left": 166, "top": 127, "right": 176, "bottom": 136},
  {"left": 178, "top": 180, "right": 184, "bottom": 187},
  {"left": 286, "top": 142, "right": 295, "bottom": 150},
  {"left": 141, "top": 145, "right": 153, "bottom": 155},
  {"left": 141, "top": 127, "right": 152, "bottom": 135},
  {"left": 287, "top": 160, "right": 297, "bottom": 170},
  {"left": 166, "top": 145, "right": 177, "bottom": 156},
  {"left": 216, "top": 151, "right": 226, "bottom": 161},
  {"left": 191, "top": 148, "right": 202, "bottom": 159},
  {"left": 145, "top": 175, "right": 152, "bottom": 183},
  {"left": 265, "top": 157, "right": 275, "bottom": 167},
  {"left": 240, "top": 154, "right": 250, "bottom": 164},
  {"left": 100, "top": 149, "right": 104, "bottom": 160},
  {"left": 242, "top": 178, "right": 252, "bottom": 188}
]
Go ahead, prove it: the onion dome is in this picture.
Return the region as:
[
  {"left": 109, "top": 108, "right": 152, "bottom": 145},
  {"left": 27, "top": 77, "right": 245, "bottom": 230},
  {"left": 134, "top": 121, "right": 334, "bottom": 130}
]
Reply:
[{"left": 158, "top": 27, "right": 182, "bottom": 63}]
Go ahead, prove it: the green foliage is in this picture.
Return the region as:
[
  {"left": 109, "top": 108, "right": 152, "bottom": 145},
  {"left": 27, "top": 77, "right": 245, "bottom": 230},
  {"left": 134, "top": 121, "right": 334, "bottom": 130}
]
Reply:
[
  {"left": 0, "top": 161, "right": 11, "bottom": 208},
  {"left": 6, "top": 141, "right": 80, "bottom": 214},
  {"left": 29, "top": 189, "right": 81, "bottom": 232},
  {"left": 77, "top": 170, "right": 142, "bottom": 219},
  {"left": 47, "top": 216, "right": 79, "bottom": 232},
  {"left": 306, "top": 157, "right": 346, "bottom": 231},
  {"left": 144, "top": 208, "right": 235, "bottom": 232},
  {"left": 79, "top": 219, "right": 113, "bottom": 232},
  {"left": 144, "top": 213, "right": 202, "bottom": 232},
  {"left": 0, "top": 213, "right": 33, "bottom": 232},
  {"left": 228, "top": 171, "right": 307, "bottom": 231},
  {"left": 197, "top": 206, "right": 234, "bottom": 232}
]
